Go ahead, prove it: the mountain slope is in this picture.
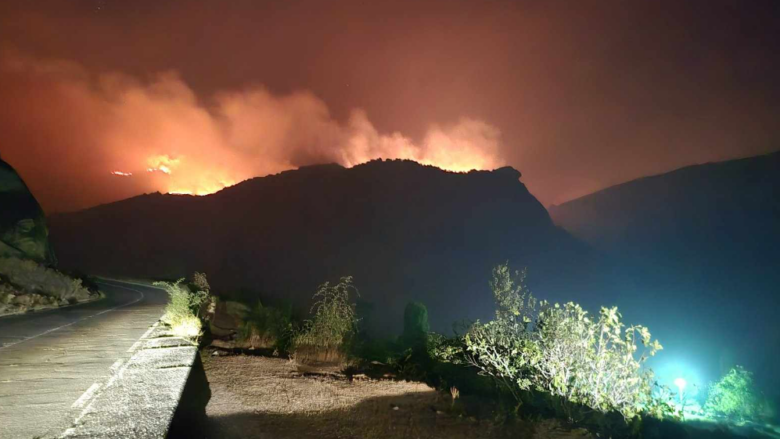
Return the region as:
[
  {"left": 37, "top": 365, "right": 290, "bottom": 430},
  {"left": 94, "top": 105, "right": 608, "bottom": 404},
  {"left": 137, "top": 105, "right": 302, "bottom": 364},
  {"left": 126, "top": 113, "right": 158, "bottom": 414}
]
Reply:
[
  {"left": 50, "top": 159, "right": 600, "bottom": 334},
  {"left": 549, "top": 151, "right": 780, "bottom": 267},
  {"left": 549, "top": 151, "right": 780, "bottom": 392}
]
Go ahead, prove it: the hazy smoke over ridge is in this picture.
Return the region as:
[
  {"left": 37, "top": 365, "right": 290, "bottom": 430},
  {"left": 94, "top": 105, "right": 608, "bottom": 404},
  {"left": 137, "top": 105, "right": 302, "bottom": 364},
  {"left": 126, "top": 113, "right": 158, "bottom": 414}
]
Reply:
[{"left": 0, "top": 50, "right": 504, "bottom": 212}]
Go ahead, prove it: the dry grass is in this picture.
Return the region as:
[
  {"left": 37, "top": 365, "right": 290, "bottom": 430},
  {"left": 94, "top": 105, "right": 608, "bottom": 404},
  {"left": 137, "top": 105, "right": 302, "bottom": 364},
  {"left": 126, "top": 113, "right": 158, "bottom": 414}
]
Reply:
[
  {"left": 292, "top": 344, "right": 349, "bottom": 365},
  {"left": 201, "top": 352, "right": 594, "bottom": 439},
  {"left": 0, "top": 257, "right": 95, "bottom": 316}
]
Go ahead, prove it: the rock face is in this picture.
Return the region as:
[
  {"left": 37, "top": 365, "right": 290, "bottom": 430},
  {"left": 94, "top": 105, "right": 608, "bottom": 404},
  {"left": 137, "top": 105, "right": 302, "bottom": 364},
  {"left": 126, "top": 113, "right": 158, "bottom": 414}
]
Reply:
[
  {"left": 50, "top": 159, "right": 602, "bottom": 334},
  {"left": 0, "top": 158, "right": 56, "bottom": 266}
]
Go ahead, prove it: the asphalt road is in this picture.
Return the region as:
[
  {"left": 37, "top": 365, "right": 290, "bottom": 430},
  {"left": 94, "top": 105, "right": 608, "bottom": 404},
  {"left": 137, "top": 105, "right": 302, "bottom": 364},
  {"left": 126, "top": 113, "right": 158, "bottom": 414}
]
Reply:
[{"left": 0, "top": 280, "right": 167, "bottom": 439}]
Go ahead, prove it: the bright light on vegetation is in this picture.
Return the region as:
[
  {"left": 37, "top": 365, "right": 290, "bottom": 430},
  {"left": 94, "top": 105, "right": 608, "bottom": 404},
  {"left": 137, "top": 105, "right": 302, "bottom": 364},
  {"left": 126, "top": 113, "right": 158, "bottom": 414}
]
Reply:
[
  {"left": 674, "top": 377, "right": 687, "bottom": 393},
  {"left": 674, "top": 377, "right": 687, "bottom": 404},
  {"left": 154, "top": 275, "right": 212, "bottom": 341}
]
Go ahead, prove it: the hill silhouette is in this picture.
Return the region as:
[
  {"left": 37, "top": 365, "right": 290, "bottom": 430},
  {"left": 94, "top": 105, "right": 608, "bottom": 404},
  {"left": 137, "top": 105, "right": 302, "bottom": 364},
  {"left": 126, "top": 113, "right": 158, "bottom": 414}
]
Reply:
[
  {"left": 50, "top": 159, "right": 602, "bottom": 334},
  {"left": 549, "top": 151, "right": 780, "bottom": 393}
]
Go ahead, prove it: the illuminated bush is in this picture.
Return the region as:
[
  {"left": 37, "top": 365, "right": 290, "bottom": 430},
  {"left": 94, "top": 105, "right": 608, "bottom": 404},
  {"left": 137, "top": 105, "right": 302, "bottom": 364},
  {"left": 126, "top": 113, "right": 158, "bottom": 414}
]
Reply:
[
  {"left": 437, "top": 263, "right": 672, "bottom": 421},
  {"left": 293, "top": 276, "right": 359, "bottom": 361},
  {"left": 154, "top": 277, "right": 210, "bottom": 340},
  {"left": 171, "top": 314, "right": 202, "bottom": 339},
  {"left": 704, "top": 366, "right": 762, "bottom": 421},
  {"left": 533, "top": 302, "right": 664, "bottom": 419}
]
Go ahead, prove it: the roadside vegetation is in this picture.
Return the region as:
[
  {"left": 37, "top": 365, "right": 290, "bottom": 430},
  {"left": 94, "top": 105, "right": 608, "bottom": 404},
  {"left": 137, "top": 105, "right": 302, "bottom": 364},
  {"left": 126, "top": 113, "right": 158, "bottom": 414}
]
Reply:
[
  {"left": 704, "top": 365, "right": 775, "bottom": 423},
  {"left": 0, "top": 256, "right": 99, "bottom": 316},
  {"left": 237, "top": 300, "right": 293, "bottom": 351},
  {"left": 155, "top": 272, "right": 213, "bottom": 340},
  {"left": 437, "top": 265, "right": 672, "bottom": 420},
  {"left": 196, "top": 265, "right": 777, "bottom": 438},
  {"left": 292, "top": 276, "right": 360, "bottom": 364}
]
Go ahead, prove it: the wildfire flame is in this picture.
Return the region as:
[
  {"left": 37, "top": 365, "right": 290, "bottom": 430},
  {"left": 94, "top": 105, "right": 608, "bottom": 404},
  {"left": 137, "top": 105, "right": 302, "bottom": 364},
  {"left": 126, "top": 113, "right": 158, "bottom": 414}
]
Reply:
[
  {"left": 118, "top": 140, "right": 500, "bottom": 197},
  {"left": 3, "top": 52, "right": 507, "bottom": 210},
  {"left": 146, "top": 155, "right": 180, "bottom": 174},
  {"left": 142, "top": 154, "right": 237, "bottom": 196}
]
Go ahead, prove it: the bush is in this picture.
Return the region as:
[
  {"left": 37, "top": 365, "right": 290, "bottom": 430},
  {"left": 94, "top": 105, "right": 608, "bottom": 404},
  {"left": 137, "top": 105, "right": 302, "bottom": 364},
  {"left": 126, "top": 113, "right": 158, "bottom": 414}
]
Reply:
[
  {"left": 293, "top": 276, "right": 359, "bottom": 362},
  {"left": 534, "top": 302, "right": 664, "bottom": 420},
  {"left": 704, "top": 366, "right": 763, "bottom": 421},
  {"left": 238, "top": 301, "right": 293, "bottom": 350},
  {"left": 401, "top": 301, "right": 430, "bottom": 348},
  {"left": 0, "top": 257, "right": 93, "bottom": 303},
  {"left": 154, "top": 277, "right": 210, "bottom": 340},
  {"left": 435, "top": 263, "right": 673, "bottom": 422}
]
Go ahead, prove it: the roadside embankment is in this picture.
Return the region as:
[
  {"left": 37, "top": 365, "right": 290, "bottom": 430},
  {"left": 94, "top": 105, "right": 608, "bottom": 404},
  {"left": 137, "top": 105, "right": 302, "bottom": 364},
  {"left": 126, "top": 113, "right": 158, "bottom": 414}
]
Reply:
[
  {"left": 0, "top": 257, "right": 101, "bottom": 317},
  {"left": 61, "top": 322, "right": 210, "bottom": 438}
]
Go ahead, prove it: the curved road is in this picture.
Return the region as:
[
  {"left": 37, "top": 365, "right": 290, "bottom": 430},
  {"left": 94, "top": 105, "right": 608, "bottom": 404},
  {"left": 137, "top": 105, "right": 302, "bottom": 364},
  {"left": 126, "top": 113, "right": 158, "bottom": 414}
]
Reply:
[{"left": 0, "top": 280, "right": 166, "bottom": 439}]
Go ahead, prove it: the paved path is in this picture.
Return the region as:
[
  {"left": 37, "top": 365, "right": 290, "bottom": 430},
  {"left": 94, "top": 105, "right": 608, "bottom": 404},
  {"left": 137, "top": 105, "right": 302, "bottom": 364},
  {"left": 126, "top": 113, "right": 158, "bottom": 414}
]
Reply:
[{"left": 0, "top": 280, "right": 166, "bottom": 439}]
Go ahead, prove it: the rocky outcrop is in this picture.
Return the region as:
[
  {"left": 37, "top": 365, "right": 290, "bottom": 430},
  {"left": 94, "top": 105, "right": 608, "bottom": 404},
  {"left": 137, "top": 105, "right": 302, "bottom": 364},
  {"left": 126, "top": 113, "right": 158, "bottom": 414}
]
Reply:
[
  {"left": 0, "top": 158, "right": 56, "bottom": 266},
  {"left": 0, "top": 257, "right": 95, "bottom": 316}
]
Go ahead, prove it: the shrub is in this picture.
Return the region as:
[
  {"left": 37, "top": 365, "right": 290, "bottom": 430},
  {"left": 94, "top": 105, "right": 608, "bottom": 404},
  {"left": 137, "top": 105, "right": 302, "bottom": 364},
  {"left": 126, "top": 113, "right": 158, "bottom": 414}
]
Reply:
[
  {"left": 238, "top": 301, "right": 293, "bottom": 350},
  {"left": 293, "top": 276, "right": 359, "bottom": 362},
  {"left": 171, "top": 314, "right": 203, "bottom": 339},
  {"left": 533, "top": 302, "right": 663, "bottom": 420},
  {"left": 704, "top": 366, "right": 762, "bottom": 421},
  {"left": 191, "top": 271, "right": 211, "bottom": 293},
  {"left": 401, "top": 301, "right": 430, "bottom": 348},
  {"left": 0, "top": 257, "right": 93, "bottom": 301},
  {"left": 490, "top": 264, "right": 536, "bottom": 325},
  {"left": 436, "top": 263, "right": 672, "bottom": 422},
  {"left": 154, "top": 277, "right": 209, "bottom": 340}
]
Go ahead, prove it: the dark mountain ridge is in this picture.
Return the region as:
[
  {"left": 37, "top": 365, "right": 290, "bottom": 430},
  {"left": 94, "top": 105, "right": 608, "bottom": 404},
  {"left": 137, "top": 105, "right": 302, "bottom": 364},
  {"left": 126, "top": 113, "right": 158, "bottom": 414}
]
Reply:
[
  {"left": 549, "top": 151, "right": 780, "bottom": 394},
  {"left": 50, "top": 159, "right": 602, "bottom": 334}
]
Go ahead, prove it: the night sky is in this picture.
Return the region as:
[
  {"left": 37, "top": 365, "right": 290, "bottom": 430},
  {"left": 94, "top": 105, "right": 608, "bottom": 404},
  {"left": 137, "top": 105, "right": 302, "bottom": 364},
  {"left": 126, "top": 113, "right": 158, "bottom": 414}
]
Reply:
[{"left": 1, "top": 0, "right": 779, "bottom": 212}]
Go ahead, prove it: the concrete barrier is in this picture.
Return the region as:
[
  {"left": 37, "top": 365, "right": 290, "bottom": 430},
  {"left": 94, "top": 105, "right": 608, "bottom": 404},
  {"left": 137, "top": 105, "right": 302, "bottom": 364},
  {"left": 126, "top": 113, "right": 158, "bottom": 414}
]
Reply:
[{"left": 61, "top": 324, "right": 210, "bottom": 438}]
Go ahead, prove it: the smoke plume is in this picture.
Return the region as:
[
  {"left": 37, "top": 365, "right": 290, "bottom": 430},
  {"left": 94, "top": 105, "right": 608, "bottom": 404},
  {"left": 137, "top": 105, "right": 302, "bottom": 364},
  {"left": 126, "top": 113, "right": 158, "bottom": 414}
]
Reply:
[{"left": 0, "top": 50, "right": 504, "bottom": 212}]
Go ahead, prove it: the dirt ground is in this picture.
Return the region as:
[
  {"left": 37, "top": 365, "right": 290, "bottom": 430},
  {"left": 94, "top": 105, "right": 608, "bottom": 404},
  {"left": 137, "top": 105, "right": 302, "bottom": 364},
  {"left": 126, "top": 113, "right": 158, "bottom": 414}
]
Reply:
[{"left": 201, "top": 351, "right": 593, "bottom": 439}]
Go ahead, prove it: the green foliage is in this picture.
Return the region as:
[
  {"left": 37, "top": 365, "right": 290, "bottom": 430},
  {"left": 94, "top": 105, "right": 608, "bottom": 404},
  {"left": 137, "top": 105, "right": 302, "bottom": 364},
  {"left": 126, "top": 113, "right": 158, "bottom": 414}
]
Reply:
[
  {"left": 238, "top": 301, "right": 293, "bottom": 351},
  {"left": 191, "top": 271, "right": 211, "bottom": 293},
  {"left": 704, "top": 366, "right": 762, "bottom": 421},
  {"left": 401, "top": 301, "right": 430, "bottom": 347},
  {"left": 490, "top": 264, "right": 536, "bottom": 325},
  {"left": 434, "top": 263, "right": 673, "bottom": 422},
  {"left": 154, "top": 277, "right": 210, "bottom": 339},
  {"left": 534, "top": 302, "right": 664, "bottom": 420},
  {"left": 293, "top": 276, "right": 360, "bottom": 355}
]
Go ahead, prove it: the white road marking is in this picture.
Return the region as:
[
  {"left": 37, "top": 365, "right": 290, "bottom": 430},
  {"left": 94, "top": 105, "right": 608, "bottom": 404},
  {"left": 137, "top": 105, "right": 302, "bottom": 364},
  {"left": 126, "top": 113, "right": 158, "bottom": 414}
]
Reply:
[
  {"left": 71, "top": 383, "right": 101, "bottom": 409},
  {"left": 62, "top": 283, "right": 166, "bottom": 425},
  {"left": 68, "top": 323, "right": 150, "bottom": 436},
  {"left": 105, "top": 374, "right": 118, "bottom": 388},
  {"left": 0, "top": 283, "right": 145, "bottom": 352},
  {"left": 106, "top": 356, "right": 133, "bottom": 388},
  {"left": 126, "top": 340, "right": 142, "bottom": 353},
  {"left": 72, "top": 392, "right": 98, "bottom": 426},
  {"left": 139, "top": 323, "right": 156, "bottom": 340}
]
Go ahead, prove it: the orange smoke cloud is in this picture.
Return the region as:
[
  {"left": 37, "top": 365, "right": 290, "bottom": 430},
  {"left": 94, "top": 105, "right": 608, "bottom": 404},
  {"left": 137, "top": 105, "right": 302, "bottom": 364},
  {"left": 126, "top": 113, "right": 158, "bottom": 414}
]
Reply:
[{"left": 0, "top": 50, "right": 505, "bottom": 211}]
